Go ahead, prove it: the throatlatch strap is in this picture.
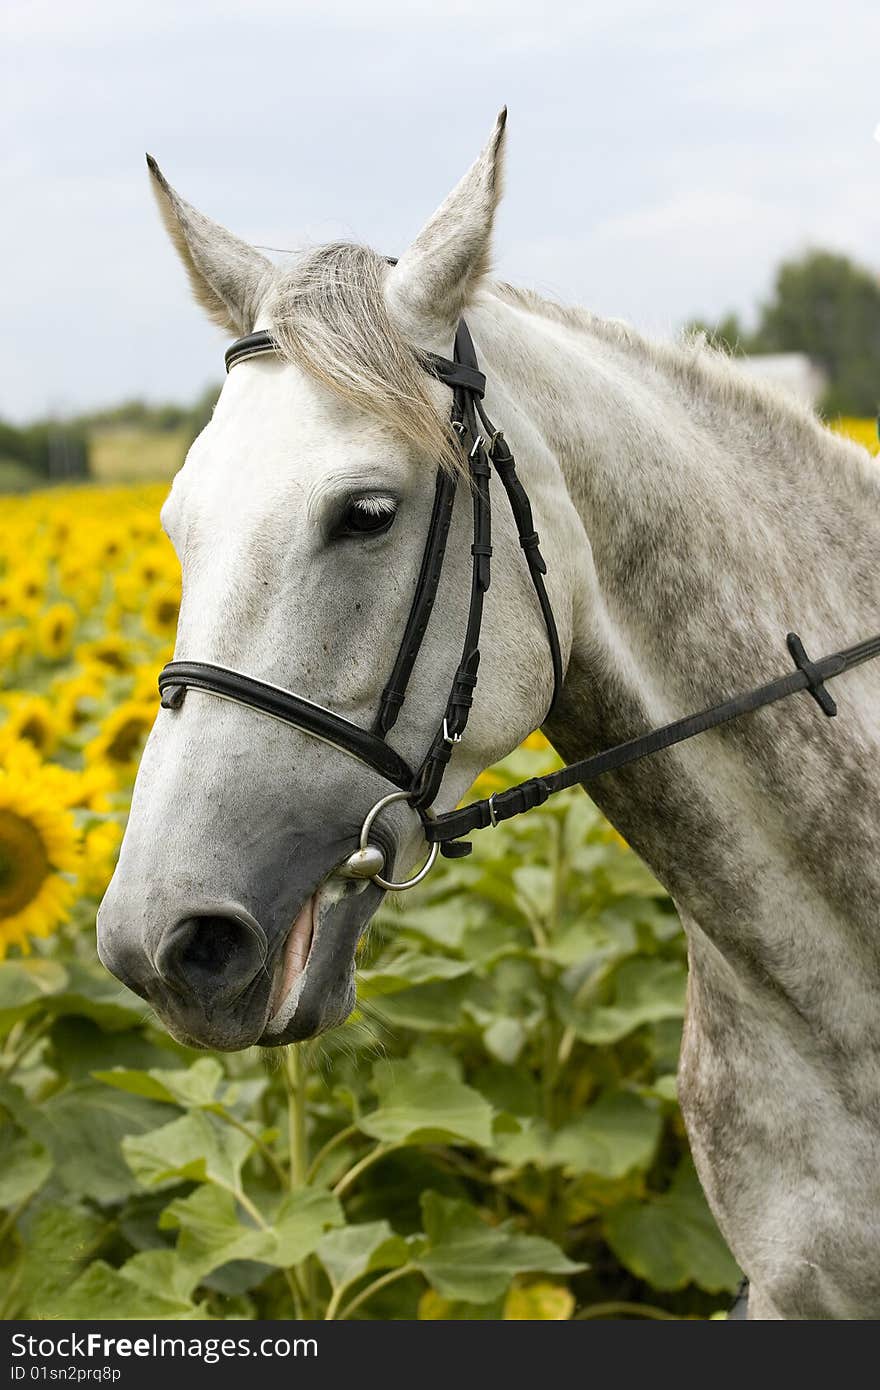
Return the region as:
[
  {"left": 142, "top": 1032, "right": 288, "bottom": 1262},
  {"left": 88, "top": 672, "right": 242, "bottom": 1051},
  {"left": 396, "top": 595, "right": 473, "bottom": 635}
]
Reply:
[{"left": 425, "top": 631, "right": 880, "bottom": 845}]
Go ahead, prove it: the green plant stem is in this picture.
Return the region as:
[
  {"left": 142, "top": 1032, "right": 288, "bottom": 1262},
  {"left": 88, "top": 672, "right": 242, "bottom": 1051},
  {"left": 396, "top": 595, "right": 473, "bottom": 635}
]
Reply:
[
  {"left": 228, "top": 1184, "right": 268, "bottom": 1234},
  {"left": 541, "top": 819, "right": 566, "bottom": 1126},
  {"left": 306, "top": 1122, "right": 360, "bottom": 1183},
  {"left": 216, "top": 1109, "right": 287, "bottom": 1187},
  {"left": 285, "top": 1045, "right": 309, "bottom": 1189},
  {"left": 283, "top": 1269, "right": 306, "bottom": 1321},
  {"left": 556, "top": 1025, "right": 576, "bottom": 1068},
  {"left": 332, "top": 1141, "right": 402, "bottom": 1199},
  {"left": 222, "top": 1180, "right": 307, "bottom": 1320},
  {"left": 283, "top": 1044, "right": 315, "bottom": 1316},
  {"left": 427, "top": 1146, "right": 489, "bottom": 1184},
  {"left": 0, "top": 1193, "right": 34, "bottom": 1250},
  {"left": 333, "top": 1263, "right": 417, "bottom": 1321},
  {"left": 575, "top": 1300, "right": 679, "bottom": 1320},
  {"left": 0, "top": 1016, "right": 51, "bottom": 1079},
  {"left": 0, "top": 1269, "right": 21, "bottom": 1320}
]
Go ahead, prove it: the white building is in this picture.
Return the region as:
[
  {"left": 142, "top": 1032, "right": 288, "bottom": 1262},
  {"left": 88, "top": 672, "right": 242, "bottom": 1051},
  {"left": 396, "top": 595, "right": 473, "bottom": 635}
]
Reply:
[{"left": 736, "top": 353, "right": 828, "bottom": 409}]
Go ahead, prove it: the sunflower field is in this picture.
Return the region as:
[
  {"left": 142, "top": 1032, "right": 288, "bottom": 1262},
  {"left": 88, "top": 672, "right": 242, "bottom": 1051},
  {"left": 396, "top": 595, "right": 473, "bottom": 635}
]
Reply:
[{"left": 9, "top": 420, "right": 874, "bottom": 1321}]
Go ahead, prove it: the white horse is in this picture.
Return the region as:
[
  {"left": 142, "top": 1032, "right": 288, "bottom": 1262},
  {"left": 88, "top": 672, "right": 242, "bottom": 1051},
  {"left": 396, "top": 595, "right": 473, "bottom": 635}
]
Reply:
[{"left": 98, "top": 113, "right": 880, "bottom": 1319}]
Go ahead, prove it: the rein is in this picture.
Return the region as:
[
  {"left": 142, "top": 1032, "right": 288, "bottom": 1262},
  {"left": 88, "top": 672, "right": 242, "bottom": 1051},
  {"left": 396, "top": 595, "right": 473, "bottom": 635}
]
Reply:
[{"left": 158, "top": 317, "right": 880, "bottom": 889}]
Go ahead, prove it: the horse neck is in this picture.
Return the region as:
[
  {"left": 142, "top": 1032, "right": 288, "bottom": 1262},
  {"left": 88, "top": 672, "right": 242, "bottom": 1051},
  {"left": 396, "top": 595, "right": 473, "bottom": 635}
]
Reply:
[{"left": 470, "top": 287, "right": 880, "bottom": 960}]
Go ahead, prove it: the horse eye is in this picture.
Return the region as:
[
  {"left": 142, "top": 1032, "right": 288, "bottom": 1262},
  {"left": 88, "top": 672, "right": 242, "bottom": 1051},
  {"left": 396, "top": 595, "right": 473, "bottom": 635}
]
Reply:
[{"left": 340, "top": 497, "right": 397, "bottom": 537}]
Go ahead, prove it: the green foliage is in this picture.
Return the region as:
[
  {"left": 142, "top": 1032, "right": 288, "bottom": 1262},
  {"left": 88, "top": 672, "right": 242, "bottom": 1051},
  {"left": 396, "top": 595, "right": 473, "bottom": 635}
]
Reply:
[
  {"left": 756, "top": 252, "right": 880, "bottom": 415},
  {"left": 0, "top": 418, "right": 89, "bottom": 488},
  {"left": 0, "top": 749, "right": 739, "bottom": 1320},
  {"left": 687, "top": 248, "right": 880, "bottom": 416}
]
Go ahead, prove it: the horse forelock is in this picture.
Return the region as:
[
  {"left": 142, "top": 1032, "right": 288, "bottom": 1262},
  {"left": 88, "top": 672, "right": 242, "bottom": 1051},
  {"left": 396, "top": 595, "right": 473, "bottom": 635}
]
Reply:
[{"left": 259, "top": 242, "right": 464, "bottom": 475}]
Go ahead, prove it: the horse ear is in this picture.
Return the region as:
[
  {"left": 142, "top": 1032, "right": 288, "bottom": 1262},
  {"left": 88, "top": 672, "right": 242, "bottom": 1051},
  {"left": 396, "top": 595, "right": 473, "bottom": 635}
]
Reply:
[
  {"left": 146, "top": 155, "right": 273, "bottom": 335},
  {"left": 385, "top": 109, "right": 507, "bottom": 344}
]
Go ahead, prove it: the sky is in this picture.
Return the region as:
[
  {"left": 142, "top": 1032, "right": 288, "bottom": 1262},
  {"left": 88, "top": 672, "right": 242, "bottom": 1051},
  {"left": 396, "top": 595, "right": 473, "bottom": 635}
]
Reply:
[{"left": 3, "top": 0, "right": 879, "bottom": 422}]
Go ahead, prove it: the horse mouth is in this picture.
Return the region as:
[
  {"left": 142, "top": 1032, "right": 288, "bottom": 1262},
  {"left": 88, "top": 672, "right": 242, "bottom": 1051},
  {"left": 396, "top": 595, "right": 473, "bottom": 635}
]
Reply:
[
  {"left": 270, "top": 893, "right": 316, "bottom": 1017},
  {"left": 262, "top": 872, "right": 373, "bottom": 1043}
]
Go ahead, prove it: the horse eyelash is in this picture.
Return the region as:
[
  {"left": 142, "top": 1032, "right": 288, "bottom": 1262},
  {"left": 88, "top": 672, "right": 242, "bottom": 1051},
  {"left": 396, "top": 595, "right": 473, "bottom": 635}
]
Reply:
[{"left": 351, "top": 495, "right": 397, "bottom": 516}]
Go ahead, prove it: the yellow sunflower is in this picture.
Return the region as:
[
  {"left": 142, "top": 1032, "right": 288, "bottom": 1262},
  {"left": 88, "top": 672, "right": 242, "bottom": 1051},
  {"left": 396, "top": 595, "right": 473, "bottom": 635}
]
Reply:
[
  {"left": 522, "top": 730, "right": 551, "bottom": 752},
  {"left": 52, "top": 670, "right": 105, "bottom": 732},
  {"left": 76, "top": 634, "right": 137, "bottom": 674},
  {"left": 0, "top": 762, "right": 80, "bottom": 956},
  {"left": 57, "top": 563, "right": 103, "bottom": 613},
  {"left": 81, "top": 819, "right": 123, "bottom": 897},
  {"left": 36, "top": 602, "right": 78, "bottom": 663},
  {"left": 10, "top": 565, "right": 46, "bottom": 613},
  {"left": 1, "top": 694, "right": 59, "bottom": 756},
  {"left": 135, "top": 544, "right": 177, "bottom": 588},
  {"left": 0, "top": 627, "right": 29, "bottom": 676},
  {"left": 87, "top": 699, "right": 155, "bottom": 775},
  {"left": 144, "top": 587, "right": 180, "bottom": 638}
]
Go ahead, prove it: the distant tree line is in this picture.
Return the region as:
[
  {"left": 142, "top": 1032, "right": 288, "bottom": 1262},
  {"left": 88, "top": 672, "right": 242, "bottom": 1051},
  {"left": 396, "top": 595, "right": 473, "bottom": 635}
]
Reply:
[
  {"left": 687, "top": 250, "right": 880, "bottom": 417},
  {"left": 0, "top": 418, "right": 90, "bottom": 483},
  {"left": 75, "top": 383, "right": 220, "bottom": 440},
  {"left": 0, "top": 384, "right": 220, "bottom": 488},
  {"left": 4, "top": 247, "right": 879, "bottom": 488}
]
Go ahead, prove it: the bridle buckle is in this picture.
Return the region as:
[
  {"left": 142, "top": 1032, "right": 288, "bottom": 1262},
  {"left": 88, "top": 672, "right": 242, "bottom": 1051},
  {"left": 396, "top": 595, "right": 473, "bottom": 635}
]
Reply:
[{"left": 442, "top": 718, "right": 463, "bottom": 747}]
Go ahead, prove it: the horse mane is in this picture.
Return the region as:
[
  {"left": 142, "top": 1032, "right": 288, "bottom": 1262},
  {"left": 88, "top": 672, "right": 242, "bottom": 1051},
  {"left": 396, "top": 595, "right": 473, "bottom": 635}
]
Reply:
[
  {"left": 258, "top": 241, "right": 878, "bottom": 496},
  {"left": 494, "top": 281, "right": 880, "bottom": 493}
]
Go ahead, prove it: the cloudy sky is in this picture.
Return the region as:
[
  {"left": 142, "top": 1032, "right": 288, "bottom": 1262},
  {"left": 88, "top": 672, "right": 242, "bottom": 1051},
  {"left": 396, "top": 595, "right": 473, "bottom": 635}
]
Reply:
[{"left": 3, "top": 0, "right": 879, "bottom": 421}]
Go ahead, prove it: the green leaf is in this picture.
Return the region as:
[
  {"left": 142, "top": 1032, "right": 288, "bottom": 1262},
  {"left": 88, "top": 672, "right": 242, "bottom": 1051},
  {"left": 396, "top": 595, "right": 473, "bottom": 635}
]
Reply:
[
  {"left": 418, "top": 1288, "right": 506, "bottom": 1319},
  {"left": 51, "top": 1258, "right": 202, "bottom": 1319},
  {"left": 366, "top": 977, "right": 473, "bottom": 1032},
  {"left": 123, "top": 1111, "right": 254, "bottom": 1190},
  {"left": 493, "top": 1091, "right": 661, "bottom": 1179},
  {"left": 159, "top": 1185, "right": 264, "bottom": 1278},
  {"left": 160, "top": 1183, "right": 344, "bottom": 1279},
  {"left": 49, "top": 1016, "right": 173, "bottom": 1082},
  {"left": 16, "top": 1082, "right": 173, "bottom": 1205},
  {"left": 0, "top": 959, "right": 68, "bottom": 1031},
  {"left": 604, "top": 1159, "right": 741, "bottom": 1293},
  {"left": 360, "top": 1060, "right": 494, "bottom": 1148},
  {"left": 560, "top": 958, "right": 687, "bottom": 1044},
  {"left": 482, "top": 1016, "right": 527, "bottom": 1065},
  {"left": 316, "top": 1220, "right": 409, "bottom": 1289},
  {"left": 416, "top": 1192, "right": 584, "bottom": 1304},
  {"left": 504, "top": 1280, "right": 576, "bottom": 1320},
  {"left": 43, "top": 960, "right": 146, "bottom": 1031},
  {"left": 380, "top": 900, "right": 481, "bottom": 951},
  {"left": 269, "top": 1188, "right": 345, "bottom": 1266},
  {"left": 95, "top": 1058, "right": 224, "bottom": 1109},
  {"left": 0, "top": 1129, "right": 51, "bottom": 1208},
  {"left": 15, "top": 1204, "right": 108, "bottom": 1317},
  {"left": 552, "top": 1092, "right": 663, "bottom": 1178},
  {"left": 358, "top": 953, "right": 472, "bottom": 1000}
]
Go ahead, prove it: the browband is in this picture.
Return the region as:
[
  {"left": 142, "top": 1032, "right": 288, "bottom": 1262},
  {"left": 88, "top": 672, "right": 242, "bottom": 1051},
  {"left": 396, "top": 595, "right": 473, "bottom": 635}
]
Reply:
[{"left": 223, "top": 329, "right": 486, "bottom": 397}]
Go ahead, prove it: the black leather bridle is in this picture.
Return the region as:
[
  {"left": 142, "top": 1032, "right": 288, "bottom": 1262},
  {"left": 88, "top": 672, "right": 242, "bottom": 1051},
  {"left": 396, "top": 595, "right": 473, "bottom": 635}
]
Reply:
[{"left": 158, "top": 319, "right": 880, "bottom": 889}]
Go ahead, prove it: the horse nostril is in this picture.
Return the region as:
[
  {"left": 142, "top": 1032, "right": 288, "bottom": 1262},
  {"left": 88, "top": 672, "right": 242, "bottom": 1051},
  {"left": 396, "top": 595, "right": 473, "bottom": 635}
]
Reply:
[{"left": 155, "top": 910, "right": 268, "bottom": 1004}]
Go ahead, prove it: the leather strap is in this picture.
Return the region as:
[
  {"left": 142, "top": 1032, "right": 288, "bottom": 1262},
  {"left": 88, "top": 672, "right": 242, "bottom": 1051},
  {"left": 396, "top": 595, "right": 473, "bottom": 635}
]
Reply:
[
  {"left": 425, "top": 631, "right": 880, "bottom": 844},
  {"left": 157, "top": 661, "right": 415, "bottom": 789},
  {"left": 224, "top": 331, "right": 277, "bottom": 372},
  {"left": 412, "top": 421, "right": 493, "bottom": 808},
  {"left": 374, "top": 467, "right": 458, "bottom": 735}
]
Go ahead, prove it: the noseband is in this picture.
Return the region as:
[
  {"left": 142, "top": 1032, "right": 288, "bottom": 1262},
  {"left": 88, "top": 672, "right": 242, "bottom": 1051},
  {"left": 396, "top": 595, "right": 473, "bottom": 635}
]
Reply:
[{"left": 158, "top": 318, "right": 880, "bottom": 890}]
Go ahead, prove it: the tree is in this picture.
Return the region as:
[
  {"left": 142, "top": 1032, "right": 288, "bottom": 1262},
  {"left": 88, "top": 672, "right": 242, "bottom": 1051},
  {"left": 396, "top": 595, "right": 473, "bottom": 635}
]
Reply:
[
  {"left": 688, "top": 250, "right": 880, "bottom": 416},
  {"left": 753, "top": 252, "right": 880, "bottom": 415}
]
